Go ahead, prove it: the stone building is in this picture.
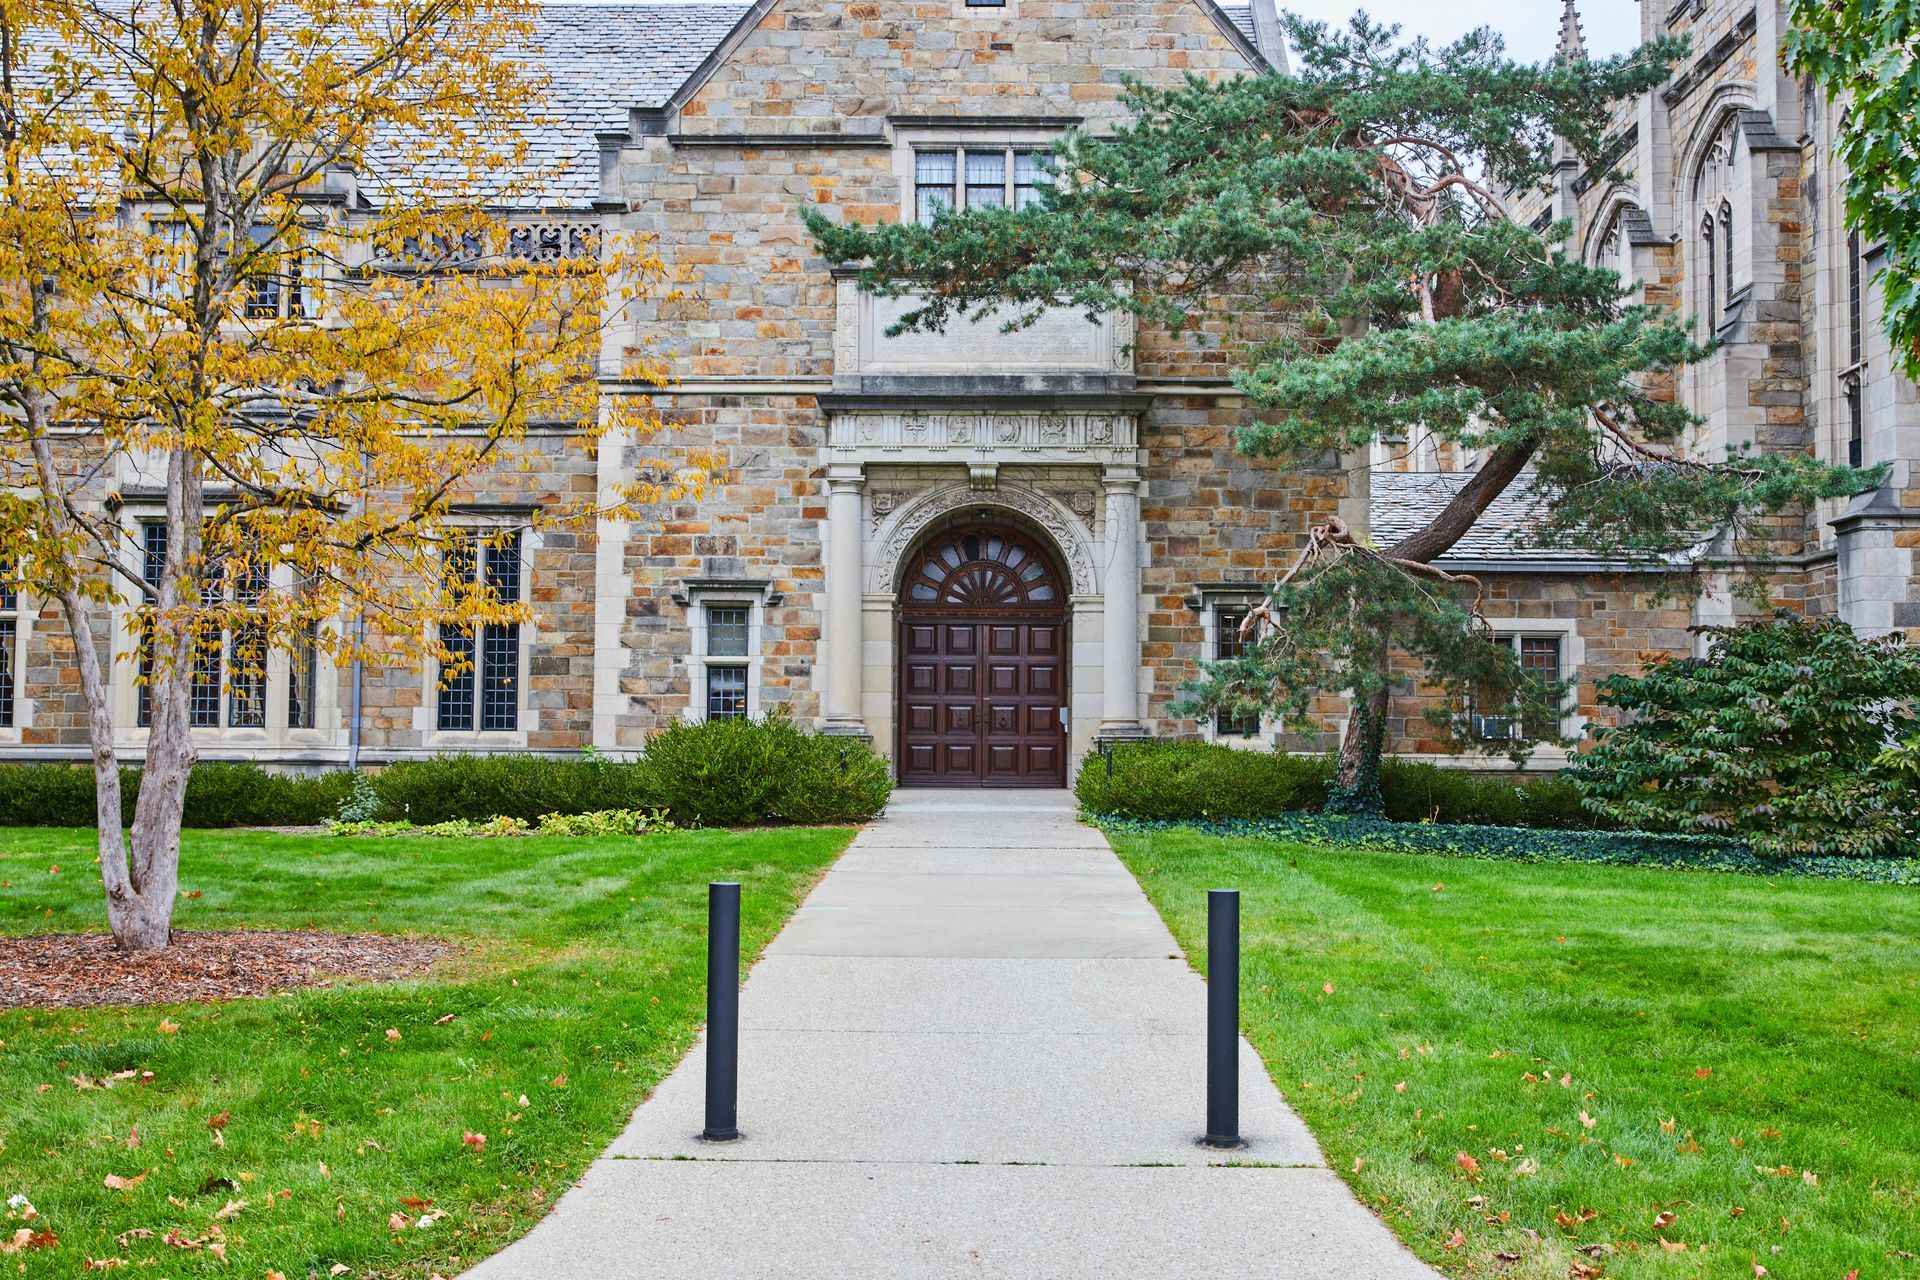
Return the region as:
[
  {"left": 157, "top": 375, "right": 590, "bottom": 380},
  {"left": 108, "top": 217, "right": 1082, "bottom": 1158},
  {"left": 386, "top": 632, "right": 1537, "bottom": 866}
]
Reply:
[{"left": 3, "top": 0, "right": 1914, "bottom": 784}]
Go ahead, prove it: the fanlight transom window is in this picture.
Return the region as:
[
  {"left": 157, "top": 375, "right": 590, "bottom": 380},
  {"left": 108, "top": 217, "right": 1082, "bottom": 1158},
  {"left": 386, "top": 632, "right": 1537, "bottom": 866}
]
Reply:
[{"left": 902, "top": 526, "right": 1062, "bottom": 611}]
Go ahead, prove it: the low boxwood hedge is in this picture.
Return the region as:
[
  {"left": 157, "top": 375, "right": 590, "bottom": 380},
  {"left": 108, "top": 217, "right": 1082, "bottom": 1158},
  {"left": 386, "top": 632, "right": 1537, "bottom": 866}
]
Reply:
[
  {"left": 1074, "top": 739, "right": 1605, "bottom": 830},
  {"left": 0, "top": 761, "right": 351, "bottom": 828},
  {"left": 0, "top": 717, "right": 895, "bottom": 830},
  {"left": 1096, "top": 813, "right": 1920, "bottom": 885}
]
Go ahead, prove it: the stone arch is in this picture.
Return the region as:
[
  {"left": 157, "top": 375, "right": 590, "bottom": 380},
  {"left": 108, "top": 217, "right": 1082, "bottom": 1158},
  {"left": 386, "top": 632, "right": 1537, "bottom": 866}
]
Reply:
[
  {"left": 870, "top": 482, "right": 1099, "bottom": 596},
  {"left": 1677, "top": 89, "right": 1758, "bottom": 200},
  {"left": 1581, "top": 184, "right": 1644, "bottom": 267}
]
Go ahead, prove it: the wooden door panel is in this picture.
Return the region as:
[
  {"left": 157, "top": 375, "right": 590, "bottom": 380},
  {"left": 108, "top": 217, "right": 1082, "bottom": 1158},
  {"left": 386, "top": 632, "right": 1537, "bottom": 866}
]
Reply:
[{"left": 896, "top": 529, "right": 1069, "bottom": 787}]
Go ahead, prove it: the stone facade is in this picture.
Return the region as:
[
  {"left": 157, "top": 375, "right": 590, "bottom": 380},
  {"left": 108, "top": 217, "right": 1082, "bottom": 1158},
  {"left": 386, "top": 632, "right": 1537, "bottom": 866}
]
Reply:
[{"left": 6, "top": 0, "right": 1917, "bottom": 782}]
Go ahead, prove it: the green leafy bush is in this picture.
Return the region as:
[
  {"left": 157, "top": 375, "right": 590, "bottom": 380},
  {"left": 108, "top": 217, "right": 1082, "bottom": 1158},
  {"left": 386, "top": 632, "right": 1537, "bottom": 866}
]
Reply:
[
  {"left": 180, "top": 762, "right": 353, "bottom": 827},
  {"left": 641, "top": 713, "right": 892, "bottom": 827},
  {"left": 1377, "top": 759, "right": 1604, "bottom": 829},
  {"left": 1073, "top": 740, "right": 1331, "bottom": 820},
  {"left": 0, "top": 764, "right": 133, "bottom": 827},
  {"left": 772, "top": 733, "right": 895, "bottom": 825},
  {"left": 0, "top": 762, "right": 349, "bottom": 827},
  {"left": 370, "top": 753, "right": 656, "bottom": 824},
  {"left": 1097, "top": 814, "right": 1920, "bottom": 886},
  {"left": 536, "top": 808, "right": 675, "bottom": 836},
  {"left": 336, "top": 772, "right": 383, "bottom": 823},
  {"left": 1073, "top": 740, "right": 1597, "bottom": 829},
  {"left": 1569, "top": 612, "right": 1920, "bottom": 856}
]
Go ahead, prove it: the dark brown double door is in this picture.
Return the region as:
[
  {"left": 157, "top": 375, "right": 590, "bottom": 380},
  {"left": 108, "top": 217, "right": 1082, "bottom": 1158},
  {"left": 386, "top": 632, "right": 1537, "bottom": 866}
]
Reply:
[{"left": 897, "top": 525, "right": 1067, "bottom": 787}]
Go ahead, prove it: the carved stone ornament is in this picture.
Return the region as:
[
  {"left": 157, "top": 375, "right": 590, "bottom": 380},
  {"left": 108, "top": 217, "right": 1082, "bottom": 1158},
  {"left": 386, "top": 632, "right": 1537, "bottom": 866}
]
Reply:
[{"left": 871, "top": 483, "right": 1098, "bottom": 596}]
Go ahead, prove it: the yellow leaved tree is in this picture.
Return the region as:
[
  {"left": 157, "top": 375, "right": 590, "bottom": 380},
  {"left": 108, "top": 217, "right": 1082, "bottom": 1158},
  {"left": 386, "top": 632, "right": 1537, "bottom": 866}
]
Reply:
[{"left": 0, "top": 0, "right": 708, "bottom": 950}]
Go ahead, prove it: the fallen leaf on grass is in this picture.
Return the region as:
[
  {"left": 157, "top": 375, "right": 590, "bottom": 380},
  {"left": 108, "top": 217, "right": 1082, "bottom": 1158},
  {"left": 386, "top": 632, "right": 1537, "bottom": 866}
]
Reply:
[
  {"left": 460, "top": 1131, "right": 486, "bottom": 1152},
  {"left": 207, "top": 1241, "right": 226, "bottom": 1262},
  {"left": 156, "top": 1021, "right": 178, "bottom": 1035},
  {"left": 207, "top": 1111, "right": 229, "bottom": 1129},
  {"left": 1579, "top": 1111, "right": 1596, "bottom": 1130},
  {"left": 1569, "top": 1264, "right": 1602, "bottom": 1278},
  {"left": 1456, "top": 1152, "right": 1481, "bottom": 1177},
  {"left": 434, "top": 1014, "right": 455, "bottom": 1025},
  {"left": 1653, "top": 1211, "right": 1678, "bottom": 1229},
  {"left": 1759, "top": 1127, "right": 1781, "bottom": 1139},
  {"left": 1395, "top": 1081, "right": 1407, "bottom": 1094},
  {"left": 102, "top": 1173, "right": 146, "bottom": 1191},
  {"left": 0, "top": 1229, "right": 57, "bottom": 1255},
  {"left": 1658, "top": 1238, "right": 1687, "bottom": 1253},
  {"left": 329, "top": 1267, "right": 350, "bottom": 1276},
  {"left": 83, "top": 1259, "right": 124, "bottom": 1271},
  {"left": 1695, "top": 1067, "right": 1712, "bottom": 1078},
  {"left": 1443, "top": 1229, "right": 1466, "bottom": 1251},
  {"left": 385, "top": 1029, "right": 401, "bottom": 1043},
  {"left": 399, "top": 1196, "right": 433, "bottom": 1211},
  {"left": 1321, "top": 983, "right": 1335, "bottom": 996},
  {"left": 213, "top": 1200, "right": 245, "bottom": 1222}
]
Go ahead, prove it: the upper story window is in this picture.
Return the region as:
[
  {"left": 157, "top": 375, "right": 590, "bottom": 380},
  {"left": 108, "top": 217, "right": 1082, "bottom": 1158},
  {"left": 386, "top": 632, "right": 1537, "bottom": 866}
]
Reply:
[
  {"left": 1691, "top": 114, "right": 1743, "bottom": 328},
  {"left": 436, "top": 529, "right": 523, "bottom": 734},
  {"left": 914, "top": 147, "right": 1052, "bottom": 225},
  {"left": 151, "top": 219, "right": 318, "bottom": 321},
  {"left": 1844, "top": 228, "right": 1865, "bottom": 467}
]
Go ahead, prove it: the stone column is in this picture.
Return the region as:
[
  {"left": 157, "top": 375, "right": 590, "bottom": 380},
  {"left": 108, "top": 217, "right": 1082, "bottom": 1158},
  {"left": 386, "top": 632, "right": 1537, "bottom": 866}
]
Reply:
[
  {"left": 1100, "top": 465, "right": 1147, "bottom": 739},
  {"left": 823, "top": 464, "right": 868, "bottom": 735}
]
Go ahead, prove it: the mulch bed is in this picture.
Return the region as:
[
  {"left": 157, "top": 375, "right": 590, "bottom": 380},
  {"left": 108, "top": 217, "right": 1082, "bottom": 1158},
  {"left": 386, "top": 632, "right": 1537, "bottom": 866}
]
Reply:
[{"left": 0, "top": 930, "right": 449, "bottom": 1008}]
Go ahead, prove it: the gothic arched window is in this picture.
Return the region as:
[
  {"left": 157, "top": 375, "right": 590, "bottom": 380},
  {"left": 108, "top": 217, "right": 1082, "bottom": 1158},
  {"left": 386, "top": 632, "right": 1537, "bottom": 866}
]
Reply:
[
  {"left": 1691, "top": 113, "right": 1742, "bottom": 327},
  {"left": 1700, "top": 213, "right": 1717, "bottom": 320},
  {"left": 1719, "top": 200, "right": 1734, "bottom": 300}
]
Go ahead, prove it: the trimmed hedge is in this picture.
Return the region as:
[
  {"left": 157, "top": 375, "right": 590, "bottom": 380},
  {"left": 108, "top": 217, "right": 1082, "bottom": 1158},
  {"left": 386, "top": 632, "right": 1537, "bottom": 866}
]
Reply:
[
  {"left": 1073, "top": 740, "right": 1331, "bottom": 820},
  {"left": 1097, "top": 813, "right": 1920, "bottom": 885},
  {"left": 370, "top": 753, "right": 653, "bottom": 825},
  {"left": 0, "top": 762, "right": 352, "bottom": 828},
  {"left": 0, "top": 719, "right": 895, "bottom": 831},
  {"left": 1073, "top": 740, "right": 1605, "bottom": 830}
]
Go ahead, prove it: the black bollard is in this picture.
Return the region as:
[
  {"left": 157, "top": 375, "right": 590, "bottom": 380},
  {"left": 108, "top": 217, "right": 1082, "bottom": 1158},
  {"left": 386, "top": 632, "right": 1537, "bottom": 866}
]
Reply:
[
  {"left": 1203, "top": 888, "right": 1243, "bottom": 1149},
  {"left": 702, "top": 881, "right": 741, "bottom": 1142}
]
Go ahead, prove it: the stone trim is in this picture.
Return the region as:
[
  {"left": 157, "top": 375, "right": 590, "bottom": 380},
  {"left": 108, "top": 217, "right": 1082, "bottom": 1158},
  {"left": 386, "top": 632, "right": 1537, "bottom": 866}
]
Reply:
[{"left": 869, "top": 481, "right": 1098, "bottom": 596}]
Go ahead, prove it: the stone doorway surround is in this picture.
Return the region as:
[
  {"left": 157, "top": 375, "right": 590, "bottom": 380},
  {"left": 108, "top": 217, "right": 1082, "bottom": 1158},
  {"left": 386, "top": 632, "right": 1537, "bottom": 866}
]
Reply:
[{"left": 817, "top": 398, "right": 1149, "bottom": 777}]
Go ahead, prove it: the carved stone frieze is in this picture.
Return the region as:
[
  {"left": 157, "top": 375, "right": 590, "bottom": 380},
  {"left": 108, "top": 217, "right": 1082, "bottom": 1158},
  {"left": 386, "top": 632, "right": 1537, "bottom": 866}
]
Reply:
[{"left": 828, "top": 409, "right": 1137, "bottom": 461}]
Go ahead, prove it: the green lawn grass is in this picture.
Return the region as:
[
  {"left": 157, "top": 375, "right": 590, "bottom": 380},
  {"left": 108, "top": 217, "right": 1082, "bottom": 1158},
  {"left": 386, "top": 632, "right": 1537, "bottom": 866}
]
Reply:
[
  {"left": 0, "top": 825, "right": 851, "bottom": 1277},
  {"left": 1108, "top": 827, "right": 1920, "bottom": 1280}
]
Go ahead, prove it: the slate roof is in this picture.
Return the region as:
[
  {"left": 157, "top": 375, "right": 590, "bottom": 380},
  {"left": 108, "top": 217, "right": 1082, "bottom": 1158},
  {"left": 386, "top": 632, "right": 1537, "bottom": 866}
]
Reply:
[
  {"left": 1217, "top": 4, "right": 1258, "bottom": 46},
  {"left": 1369, "top": 470, "right": 1680, "bottom": 569},
  {"left": 364, "top": 3, "right": 752, "bottom": 206}
]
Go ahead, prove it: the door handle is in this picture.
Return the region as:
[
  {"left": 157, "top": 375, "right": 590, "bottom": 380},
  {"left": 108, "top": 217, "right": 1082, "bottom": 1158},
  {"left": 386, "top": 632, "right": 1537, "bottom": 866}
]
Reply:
[{"left": 1058, "top": 707, "right": 1069, "bottom": 727}]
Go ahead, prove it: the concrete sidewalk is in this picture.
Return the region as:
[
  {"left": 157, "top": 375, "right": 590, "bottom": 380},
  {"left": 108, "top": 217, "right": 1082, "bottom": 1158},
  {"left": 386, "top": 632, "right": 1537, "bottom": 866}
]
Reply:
[{"left": 466, "top": 790, "right": 1438, "bottom": 1279}]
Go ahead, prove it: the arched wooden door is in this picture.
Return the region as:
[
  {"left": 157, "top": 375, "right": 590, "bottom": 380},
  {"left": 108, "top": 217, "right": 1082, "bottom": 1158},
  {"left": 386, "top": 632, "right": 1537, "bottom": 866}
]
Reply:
[{"left": 897, "top": 523, "right": 1068, "bottom": 787}]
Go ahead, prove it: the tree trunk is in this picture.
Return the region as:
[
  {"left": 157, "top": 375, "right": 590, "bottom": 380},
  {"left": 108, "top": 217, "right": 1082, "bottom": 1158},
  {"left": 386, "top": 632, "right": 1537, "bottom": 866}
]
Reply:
[
  {"left": 1331, "top": 438, "right": 1538, "bottom": 813},
  {"left": 114, "top": 447, "right": 204, "bottom": 952}
]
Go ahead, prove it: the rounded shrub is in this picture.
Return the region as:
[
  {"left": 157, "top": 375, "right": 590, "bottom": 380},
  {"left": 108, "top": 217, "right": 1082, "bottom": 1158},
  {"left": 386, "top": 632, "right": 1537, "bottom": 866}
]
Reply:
[
  {"left": 772, "top": 732, "right": 893, "bottom": 825},
  {"left": 642, "top": 714, "right": 801, "bottom": 827}
]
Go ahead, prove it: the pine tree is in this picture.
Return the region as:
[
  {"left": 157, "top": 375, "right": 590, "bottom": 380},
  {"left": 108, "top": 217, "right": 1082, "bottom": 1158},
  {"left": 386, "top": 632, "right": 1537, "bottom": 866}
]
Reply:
[{"left": 807, "top": 16, "right": 1876, "bottom": 811}]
